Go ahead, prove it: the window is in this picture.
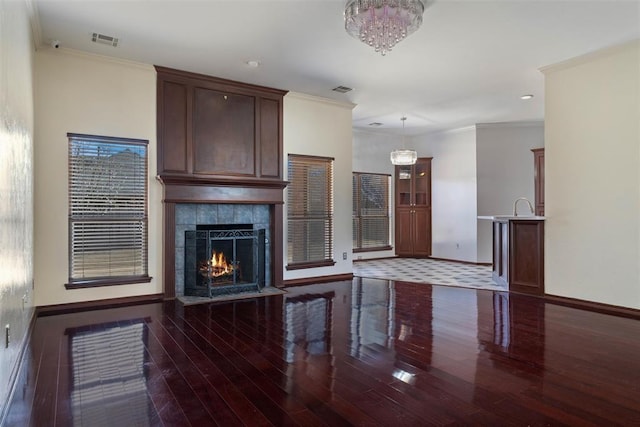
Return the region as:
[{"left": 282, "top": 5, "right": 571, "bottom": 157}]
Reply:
[
  {"left": 286, "top": 154, "right": 334, "bottom": 269},
  {"left": 67, "top": 133, "right": 150, "bottom": 288},
  {"left": 353, "top": 172, "right": 391, "bottom": 251}
]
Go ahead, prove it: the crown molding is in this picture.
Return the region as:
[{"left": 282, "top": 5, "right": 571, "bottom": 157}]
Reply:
[
  {"left": 24, "top": 0, "right": 42, "bottom": 51},
  {"left": 38, "top": 46, "right": 155, "bottom": 72},
  {"left": 476, "top": 120, "right": 544, "bottom": 130},
  {"left": 285, "top": 91, "right": 356, "bottom": 110},
  {"left": 540, "top": 39, "right": 640, "bottom": 74}
]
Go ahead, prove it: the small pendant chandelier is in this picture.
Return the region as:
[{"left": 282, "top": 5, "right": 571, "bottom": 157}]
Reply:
[{"left": 390, "top": 116, "right": 417, "bottom": 165}]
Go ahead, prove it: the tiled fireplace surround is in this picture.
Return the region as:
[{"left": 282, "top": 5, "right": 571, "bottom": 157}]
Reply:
[{"left": 174, "top": 203, "right": 272, "bottom": 296}]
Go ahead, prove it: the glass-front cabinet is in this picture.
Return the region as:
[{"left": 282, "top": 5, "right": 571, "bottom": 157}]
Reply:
[{"left": 394, "top": 158, "right": 432, "bottom": 257}]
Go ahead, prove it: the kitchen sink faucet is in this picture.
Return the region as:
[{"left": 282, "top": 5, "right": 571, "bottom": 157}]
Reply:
[{"left": 513, "top": 197, "right": 534, "bottom": 216}]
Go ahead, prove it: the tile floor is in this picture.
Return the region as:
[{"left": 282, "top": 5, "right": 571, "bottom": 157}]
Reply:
[{"left": 353, "top": 257, "right": 507, "bottom": 292}]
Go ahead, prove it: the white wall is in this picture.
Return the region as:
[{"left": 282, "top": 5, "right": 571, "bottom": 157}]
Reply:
[
  {"left": 411, "top": 127, "right": 478, "bottom": 262},
  {"left": 543, "top": 41, "right": 640, "bottom": 309},
  {"left": 476, "top": 122, "right": 544, "bottom": 262},
  {"left": 352, "top": 129, "right": 400, "bottom": 260},
  {"left": 283, "top": 93, "right": 354, "bottom": 281},
  {"left": 34, "top": 49, "right": 161, "bottom": 306},
  {"left": 0, "top": 0, "right": 35, "bottom": 416}
]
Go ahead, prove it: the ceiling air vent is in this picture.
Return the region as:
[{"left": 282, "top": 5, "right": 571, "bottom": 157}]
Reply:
[
  {"left": 91, "top": 32, "right": 119, "bottom": 47},
  {"left": 332, "top": 86, "right": 353, "bottom": 93}
]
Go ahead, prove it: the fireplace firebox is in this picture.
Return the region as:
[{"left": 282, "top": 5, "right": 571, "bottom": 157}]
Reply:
[{"left": 185, "top": 227, "right": 265, "bottom": 297}]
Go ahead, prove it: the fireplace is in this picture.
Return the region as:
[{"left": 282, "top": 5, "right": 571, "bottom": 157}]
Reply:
[
  {"left": 156, "top": 66, "right": 287, "bottom": 299},
  {"left": 174, "top": 203, "right": 274, "bottom": 297},
  {"left": 184, "top": 225, "right": 265, "bottom": 297}
]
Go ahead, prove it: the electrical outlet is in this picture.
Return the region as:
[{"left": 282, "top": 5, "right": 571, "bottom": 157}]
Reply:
[
  {"left": 342, "top": 252, "right": 347, "bottom": 260},
  {"left": 5, "top": 324, "right": 9, "bottom": 348}
]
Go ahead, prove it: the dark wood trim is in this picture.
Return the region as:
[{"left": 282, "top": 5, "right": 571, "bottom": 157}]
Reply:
[
  {"left": 283, "top": 273, "right": 354, "bottom": 288},
  {"left": 36, "top": 293, "right": 165, "bottom": 317},
  {"left": 285, "top": 260, "right": 337, "bottom": 271},
  {"left": 154, "top": 66, "right": 288, "bottom": 97},
  {"left": 65, "top": 275, "right": 152, "bottom": 289},
  {"left": 353, "top": 245, "right": 393, "bottom": 253},
  {"left": 160, "top": 180, "right": 286, "bottom": 205},
  {"left": 427, "top": 256, "right": 492, "bottom": 266},
  {"left": 272, "top": 204, "right": 284, "bottom": 288},
  {"left": 163, "top": 202, "right": 176, "bottom": 299},
  {"left": 157, "top": 174, "right": 288, "bottom": 189},
  {"left": 353, "top": 255, "right": 491, "bottom": 267},
  {"left": 544, "top": 294, "right": 640, "bottom": 320},
  {"left": 0, "top": 307, "right": 37, "bottom": 426},
  {"left": 353, "top": 256, "right": 399, "bottom": 263}
]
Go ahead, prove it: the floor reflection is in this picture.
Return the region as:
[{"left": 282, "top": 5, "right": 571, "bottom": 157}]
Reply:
[
  {"left": 67, "top": 320, "right": 151, "bottom": 427},
  {"left": 284, "top": 292, "right": 334, "bottom": 363}
]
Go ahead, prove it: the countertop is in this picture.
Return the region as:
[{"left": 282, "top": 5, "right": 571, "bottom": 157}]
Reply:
[{"left": 477, "top": 215, "right": 546, "bottom": 221}]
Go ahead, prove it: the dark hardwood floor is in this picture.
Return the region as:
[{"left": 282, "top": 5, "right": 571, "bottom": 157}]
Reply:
[{"left": 6, "top": 278, "right": 640, "bottom": 426}]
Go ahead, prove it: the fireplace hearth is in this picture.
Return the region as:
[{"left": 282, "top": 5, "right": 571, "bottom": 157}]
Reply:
[{"left": 185, "top": 228, "right": 265, "bottom": 297}]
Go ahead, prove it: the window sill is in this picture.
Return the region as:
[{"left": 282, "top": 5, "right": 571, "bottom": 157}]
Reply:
[
  {"left": 286, "top": 260, "right": 336, "bottom": 271},
  {"left": 65, "top": 275, "right": 152, "bottom": 289}
]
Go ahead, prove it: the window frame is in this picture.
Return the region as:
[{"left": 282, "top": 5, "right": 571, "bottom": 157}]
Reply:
[
  {"left": 286, "top": 154, "right": 335, "bottom": 270},
  {"left": 353, "top": 171, "right": 392, "bottom": 253},
  {"left": 66, "top": 133, "right": 151, "bottom": 289}
]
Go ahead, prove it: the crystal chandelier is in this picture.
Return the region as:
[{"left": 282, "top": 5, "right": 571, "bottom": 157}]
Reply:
[
  {"left": 344, "top": 0, "right": 428, "bottom": 56},
  {"left": 390, "top": 117, "right": 417, "bottom": 165}
]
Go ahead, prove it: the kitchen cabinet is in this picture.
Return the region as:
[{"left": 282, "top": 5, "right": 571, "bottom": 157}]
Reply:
[
  {"left": 395, "top": 158, "right": 432, "bottom": 257},
  {"left": 491, "top": 217, "right": 545, "bottom": 296},
  {"left": 532, "top": 148, "right": 544, "bottom": 216}
]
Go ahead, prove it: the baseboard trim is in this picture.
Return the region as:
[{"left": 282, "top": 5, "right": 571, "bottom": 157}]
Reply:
[
  {"left": 354, "top": 256, "right": 491, "bottom": 266},
  {"left": 428, "top": 256, "right": 492, "bottom": 266},
  {"left": 0, "top": 308, "right": 37, "bottom": 426},
  {"left": 353, "top": 256, "right": 397, "bottom": 263},
  {"left": 544, "top": 294, "right": 640, "bottom": 320},
  {"left": 283, "top": 273, "right": 354, "bottom": 288},
  {"left": 36, "top": 293, "right": 165, "bottom": 317}
]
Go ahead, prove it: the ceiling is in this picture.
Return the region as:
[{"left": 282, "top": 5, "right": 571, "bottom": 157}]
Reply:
[{"left": 33, "top": 0, "right": 640, "bottom": 135}]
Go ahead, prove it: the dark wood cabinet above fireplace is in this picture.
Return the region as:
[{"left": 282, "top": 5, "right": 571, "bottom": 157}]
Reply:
[{"left": 155, "top": 66, "right": 288, "bottom": 184}]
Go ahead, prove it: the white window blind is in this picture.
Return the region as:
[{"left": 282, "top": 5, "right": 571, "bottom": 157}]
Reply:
[
  {"left": 68, "top": 134, "right": 149, "bottom": 286},
  {"left": 287, "top": 154, "right": 335, "bottom": 269},
  {"left": 353, "top": 172, "right": 391, "bottom": 251}
]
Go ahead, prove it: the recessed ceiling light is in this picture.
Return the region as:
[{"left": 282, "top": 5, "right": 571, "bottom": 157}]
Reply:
[
  {"left": 520, "top": 94, "right": 534, "bottom": 100},
  {"left": 246, "top": 60, "right": 260, "bottom": 68}
]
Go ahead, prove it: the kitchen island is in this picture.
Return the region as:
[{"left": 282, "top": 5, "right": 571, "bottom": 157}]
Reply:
[{"left": 478, "top": 216, "right": 545, "bottom": 296}]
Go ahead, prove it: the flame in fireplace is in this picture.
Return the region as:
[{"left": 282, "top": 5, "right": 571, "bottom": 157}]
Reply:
[{"left": 206, "top": 250, "right": 234, "bottom": 278}]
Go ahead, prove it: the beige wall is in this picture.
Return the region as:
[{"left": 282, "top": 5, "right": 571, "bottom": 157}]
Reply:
[
  {"left": 34, "top": 49, "right": 162, "bottom": 306},
  {"left": 283, "top": 92, "right": 354, "bottom": 281},
  {"left": 412, "top": 127, "right": 479, "bottom": 262},
  {"left": 0, "top": 0, "right": 35, "bottom": 415},
  {"left": 543, "top": 41, "right": 640, "bottom": 309}
]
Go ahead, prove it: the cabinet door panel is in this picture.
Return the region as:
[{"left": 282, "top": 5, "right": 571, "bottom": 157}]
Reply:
[
  {"left": 413, "top": 208, "right": 431, "bottom": 256},
  {"left": 395, "top": 208, "right": 414, "bottom": 255},
  {"left": 160, "top": 81, "right": 188, "bottom": 173},
  {"left": 193, "top": 87, "right": 255, "bottom": 176}
]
